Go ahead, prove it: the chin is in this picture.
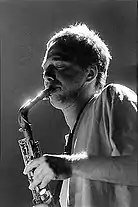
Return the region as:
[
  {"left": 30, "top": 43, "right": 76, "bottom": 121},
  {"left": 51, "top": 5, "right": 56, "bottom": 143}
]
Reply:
[
  {"left": 49, "top": 93, "right": 72, "bottom": 109},
  {"left": 49, "top": 94, "right": 64, "bottom": 109}
]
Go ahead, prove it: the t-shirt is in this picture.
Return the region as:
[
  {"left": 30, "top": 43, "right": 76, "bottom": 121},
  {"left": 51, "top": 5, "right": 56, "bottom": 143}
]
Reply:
[{"left": 61, "top": 84, "right": 138, "bottom": 207}]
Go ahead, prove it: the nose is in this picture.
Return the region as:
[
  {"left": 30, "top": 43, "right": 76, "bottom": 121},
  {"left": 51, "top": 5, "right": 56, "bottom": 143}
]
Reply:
[{"left": 43, "top": 65, "right": 56, "bottom": 82}]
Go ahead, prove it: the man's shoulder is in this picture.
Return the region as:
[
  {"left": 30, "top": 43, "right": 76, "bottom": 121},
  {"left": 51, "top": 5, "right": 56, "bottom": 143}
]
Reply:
[{"left": 99, "top": 83, "right": 137, "bottom": 103}]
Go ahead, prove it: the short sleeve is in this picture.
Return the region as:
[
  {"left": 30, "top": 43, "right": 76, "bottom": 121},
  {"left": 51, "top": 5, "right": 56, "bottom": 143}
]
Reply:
[{"left": 108, "top": 84, "right": 137, "bottom": 156}]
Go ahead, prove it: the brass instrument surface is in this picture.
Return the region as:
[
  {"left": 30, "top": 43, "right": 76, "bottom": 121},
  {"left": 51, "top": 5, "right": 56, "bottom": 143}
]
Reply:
[{"left": 18, "top": 89, "right": 56, "bottom": 207}]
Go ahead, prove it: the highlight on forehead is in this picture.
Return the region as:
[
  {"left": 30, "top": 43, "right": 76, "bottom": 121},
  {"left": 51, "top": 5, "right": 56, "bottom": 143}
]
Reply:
[
  {"left": 47, "top": 46, "right": 77, "bottom": 62},
  {"left": 42, "top": 42, "right": 77, "bottom": 68}
]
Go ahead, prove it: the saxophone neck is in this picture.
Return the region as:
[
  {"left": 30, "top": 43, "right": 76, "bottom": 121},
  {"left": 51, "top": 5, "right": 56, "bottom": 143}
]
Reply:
[
  {"left": 19, "top": 89, "right": 49, "bottom": 114},
  {"left": 18, "top": 89, "right": 49, "bottom": 130}
]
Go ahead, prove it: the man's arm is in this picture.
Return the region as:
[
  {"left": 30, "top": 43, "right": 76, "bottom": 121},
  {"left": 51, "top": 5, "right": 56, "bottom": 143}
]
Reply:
[
  {"left": 23, "top": 151, "right": 138, "bottom": 191},
  {"left": 70, "top": 153, "right": 138, "bottom": 186}
]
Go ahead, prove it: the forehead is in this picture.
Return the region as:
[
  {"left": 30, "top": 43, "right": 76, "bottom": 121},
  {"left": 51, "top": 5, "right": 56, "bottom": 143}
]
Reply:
[{"left": 42, "top": 43, "right": 76, "bottom": 68}]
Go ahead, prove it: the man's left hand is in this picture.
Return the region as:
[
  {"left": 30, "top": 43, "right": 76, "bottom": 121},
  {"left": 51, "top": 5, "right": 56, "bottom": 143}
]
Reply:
[{"left": 23, "top": 156, "right": 55, "bottom": 190}]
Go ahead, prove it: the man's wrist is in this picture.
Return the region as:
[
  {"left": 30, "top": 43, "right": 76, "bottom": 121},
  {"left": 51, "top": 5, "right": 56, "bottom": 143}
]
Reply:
[{"left": 44, "top": 154, "right": 72, "bottom": 179}]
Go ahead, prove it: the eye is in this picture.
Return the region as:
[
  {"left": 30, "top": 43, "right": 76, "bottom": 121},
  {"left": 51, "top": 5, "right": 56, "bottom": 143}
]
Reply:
[
  {"left": 56, "top": 65, "right": 65, "bottom": 71},
  {"left": 55, "top": 62, "right": 69, "bottom": 71}
]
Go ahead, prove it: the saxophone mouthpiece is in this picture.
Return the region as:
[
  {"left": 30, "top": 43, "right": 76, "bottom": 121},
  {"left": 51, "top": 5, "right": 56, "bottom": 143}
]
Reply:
[{"left": 42, "top": 89, "right": 50, "bottom": 100}]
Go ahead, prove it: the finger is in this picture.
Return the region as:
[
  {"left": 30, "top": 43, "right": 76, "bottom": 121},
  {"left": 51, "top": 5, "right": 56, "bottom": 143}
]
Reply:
[
  {"left": 29, "top": 166, "right": 53, "bottom": 190},
  {"left": 39, "top": 175, "right": 53, "bottom": 189},
  {"left": 29, "top": 165, "right": 51, "bottom": 190},
  {"left": 33, "top": 169, "right": 44, "bottom": 187},
  {"left": 33, "top": 165, "right": 43, "bottom": 180},
  {"left": 40, "top": 169, "right": 55, "bottom": 189},
  {"left": 34, "top": 161, "right": 51, "bottom": 180},
  {"left": 23, "top": 157, "right": 45, "bottom": 175},
  {"left": 29, "top": 173, "right": 44, "bottom": 190}
]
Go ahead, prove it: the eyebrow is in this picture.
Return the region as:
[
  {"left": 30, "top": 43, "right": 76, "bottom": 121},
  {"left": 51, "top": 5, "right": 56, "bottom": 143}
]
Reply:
[
  {"left": 48, "top": 50, "right": 74, "bottom": 62},
  {"left": 41, "top": 48, "right": 76, "bottom": 69}
]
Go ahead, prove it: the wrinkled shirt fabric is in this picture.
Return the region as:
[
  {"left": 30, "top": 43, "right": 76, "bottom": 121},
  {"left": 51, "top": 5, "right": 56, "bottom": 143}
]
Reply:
[{"left": 62, "top": 84, "right": 137, "bottom": 207}]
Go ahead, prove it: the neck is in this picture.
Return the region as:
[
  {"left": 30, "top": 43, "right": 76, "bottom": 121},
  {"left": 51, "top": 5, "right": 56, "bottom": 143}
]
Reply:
[
  {"left": 62, "top": 91, "right": 94, "bottom": 132},
  {"left": 62, "top": 103, "right": 81, "bottom": 132}
]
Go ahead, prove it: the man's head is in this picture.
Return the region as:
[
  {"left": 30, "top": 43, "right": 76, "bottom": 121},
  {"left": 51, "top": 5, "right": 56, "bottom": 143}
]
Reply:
[
  {"left": 42, "top": 23, "right": 112, "bottom": 108},
  {"left": 43, "top": 23, "right": 112, "bottom": 90}
]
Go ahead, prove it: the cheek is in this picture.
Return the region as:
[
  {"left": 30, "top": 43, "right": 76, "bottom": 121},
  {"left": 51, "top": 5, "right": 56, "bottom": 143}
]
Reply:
[
  {"left": 62, "top": 79, "right": 83, "bottom": 93},
  {"left": 57, "top": 71, "right": 84, "bottom": 85}
]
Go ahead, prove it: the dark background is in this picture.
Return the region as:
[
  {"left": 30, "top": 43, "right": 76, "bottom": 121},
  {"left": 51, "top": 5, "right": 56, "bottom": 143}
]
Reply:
[{"left": 0, "top": 1, "right": 137, "bottom": 207}]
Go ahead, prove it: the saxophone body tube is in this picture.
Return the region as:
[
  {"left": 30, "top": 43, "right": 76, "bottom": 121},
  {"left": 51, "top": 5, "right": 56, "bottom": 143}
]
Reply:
[{"left": 18, "top": 89, "right": 57, "bottom": 207}]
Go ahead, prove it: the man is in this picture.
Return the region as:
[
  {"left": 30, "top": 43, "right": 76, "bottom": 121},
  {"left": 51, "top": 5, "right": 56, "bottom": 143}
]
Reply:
[{"left": 23, "top": 23, "right": 138, "bottom": 207}]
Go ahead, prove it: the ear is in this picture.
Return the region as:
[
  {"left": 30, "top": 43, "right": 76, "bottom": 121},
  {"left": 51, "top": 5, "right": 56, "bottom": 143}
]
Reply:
[{"left": 86, "top": 65, "right": 98, "bottom": 82}]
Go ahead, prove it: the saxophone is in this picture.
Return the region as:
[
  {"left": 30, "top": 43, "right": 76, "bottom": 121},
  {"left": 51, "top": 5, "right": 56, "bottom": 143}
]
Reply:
[{"left": 18, "top": 89, "right": 56, "bottom": 207}]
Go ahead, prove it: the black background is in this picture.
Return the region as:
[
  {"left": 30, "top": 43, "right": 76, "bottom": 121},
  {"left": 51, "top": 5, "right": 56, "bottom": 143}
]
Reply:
[{"left": 0, "top": 1, "right": 137, "bottom": 207}]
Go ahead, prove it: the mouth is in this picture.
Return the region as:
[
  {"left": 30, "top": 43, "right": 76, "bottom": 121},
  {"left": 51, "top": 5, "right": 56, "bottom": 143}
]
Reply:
[
  {"left": 45, "top": 85, "right": 61, "bottom": 95},
  {"left": 44, "top": 80, "right": 62, "bottom": 96}
]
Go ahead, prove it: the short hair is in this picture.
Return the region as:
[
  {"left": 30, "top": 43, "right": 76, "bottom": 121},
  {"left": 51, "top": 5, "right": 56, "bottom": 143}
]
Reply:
[{"left": 46, "top": 23, "right": 112, "bottom": 90}]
